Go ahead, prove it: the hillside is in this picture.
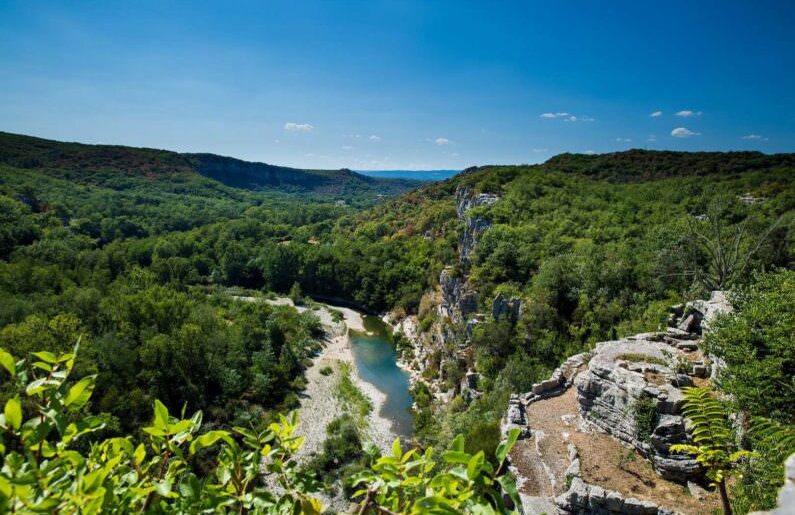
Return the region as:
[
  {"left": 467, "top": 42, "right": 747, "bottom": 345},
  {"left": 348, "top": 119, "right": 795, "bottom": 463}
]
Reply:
[
  {"left": 0, "top": 131, "right": 420, "bottom": 200},
  {"left": 0, "top": 140, "right": 792, "bottom": 514}
]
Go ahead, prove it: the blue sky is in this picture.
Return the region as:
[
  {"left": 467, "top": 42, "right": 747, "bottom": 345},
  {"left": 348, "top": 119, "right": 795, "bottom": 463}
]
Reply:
[{"left": 1, "top": 1, "right": 793, "bottom": 169}]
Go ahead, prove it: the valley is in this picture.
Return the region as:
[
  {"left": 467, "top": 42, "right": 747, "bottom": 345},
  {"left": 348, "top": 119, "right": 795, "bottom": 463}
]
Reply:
[{"left": 0, "top": 132, "right": 792, "bottom": 514}]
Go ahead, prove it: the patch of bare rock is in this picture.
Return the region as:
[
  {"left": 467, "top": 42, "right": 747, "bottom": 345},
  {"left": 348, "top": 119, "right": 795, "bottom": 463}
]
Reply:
[{"left": 503, "top": 293, "right": 731, "bottom": 514}]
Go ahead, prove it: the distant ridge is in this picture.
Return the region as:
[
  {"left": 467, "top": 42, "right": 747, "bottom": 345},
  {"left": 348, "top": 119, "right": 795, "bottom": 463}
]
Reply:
[{"left": 0, "top": 131, "right": 421, "bottom": 197}]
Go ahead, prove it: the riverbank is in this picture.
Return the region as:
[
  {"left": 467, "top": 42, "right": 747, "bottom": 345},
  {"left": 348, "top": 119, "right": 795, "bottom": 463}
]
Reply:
[{"left": 254, "top": 297, "right": 396, "bottom": 458}]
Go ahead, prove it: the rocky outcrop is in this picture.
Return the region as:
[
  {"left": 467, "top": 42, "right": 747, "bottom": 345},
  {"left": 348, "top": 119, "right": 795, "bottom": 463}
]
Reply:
[
  {"left": 575, "top": 337, "right": 701, "bottom": 482},
  {"left": 455, "top": 186, "right": 499, "bottom": 268},
  {"left": 455, "top": 186, "right": 499, "bottom": 217},
  {"left": 556, "top": 477, "right": 676, "bottom": 515},
  {"left": 503, "top": 295, "right": 731, "bottom": 513},
  {"left": 556, "top": 444, "right": 678, "bottom": 514},
  {"left": 677, "top": 290, "right": 733, "bottom": 334},
  {"left": 492, "top": 293, "right": 522, "bottom": 321},
  {"left": 438, "top": 267, "right": 479, "bottom": 323}
]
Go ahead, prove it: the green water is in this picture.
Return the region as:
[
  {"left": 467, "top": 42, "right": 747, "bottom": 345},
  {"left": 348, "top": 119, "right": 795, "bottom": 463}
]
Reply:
[{"left": 349, "top": 315, "right": 414, "bottom": 436}]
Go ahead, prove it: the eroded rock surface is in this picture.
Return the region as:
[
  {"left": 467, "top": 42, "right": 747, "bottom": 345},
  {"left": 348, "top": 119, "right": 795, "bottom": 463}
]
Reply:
[{"left": 504, "top": 296, "right": 728, "bottom": 514}]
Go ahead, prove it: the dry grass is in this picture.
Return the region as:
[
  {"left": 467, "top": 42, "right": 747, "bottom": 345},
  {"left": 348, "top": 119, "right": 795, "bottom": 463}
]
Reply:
[{"left": 569, "top": 430, "right": 720, "bottom": 514}]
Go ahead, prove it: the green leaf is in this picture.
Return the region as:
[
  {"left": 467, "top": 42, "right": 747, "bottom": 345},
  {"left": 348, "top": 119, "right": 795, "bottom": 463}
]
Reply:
[
  {"left": 497, "top": 474, "right": 521, "bottom": 509},
  {"left": 31, "top": 351, "right": 58, "bottom": 364},
  {"left": 64, "top": 376, "right": 96, "bottom": 411},
  {"left": 0, "top": 349, "right": 15, "bottom": 376},
  {"left": 495, "top": 428, "right": 521, "bottom": 463},
  {"left": 467, "top": 451, "right": 485, "bottom": 480},
  {"left": 442, "top": 450, "right": 471, "bottom": 464},
  {"left": 153, "top": 399, "right": 169, "bottom": 429},
  {"left": 451, "top": 434, "right": 465, "bottom": 452},
  {"left": 4, "top": 397, "right": 21, "bottom": 430},
  {"left": 179, "top": 473, "right": 200, "bottom": 499},
  {"left": 189, "top": 430, "right": 234, "bottom": 454},
  {"left": 392, "top": 438, "right": 402, "bottom": 459},
  {"left": 134, "top": 444, "right": 146, "bottom": 465}
]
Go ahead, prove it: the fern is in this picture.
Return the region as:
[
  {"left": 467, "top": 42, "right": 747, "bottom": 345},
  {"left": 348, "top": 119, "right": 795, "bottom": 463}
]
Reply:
[
  {"left": 669, "top": 387, "right": 753, "bottom": 515},
  {"left": 750, "top": 417, "right": 795, "bottom": 461}
]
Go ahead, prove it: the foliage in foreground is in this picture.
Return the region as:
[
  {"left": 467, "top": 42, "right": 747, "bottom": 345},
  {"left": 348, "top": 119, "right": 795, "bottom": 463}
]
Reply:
[
  {"left": 0, "top": 346, "right": 520, "bottom": 514},
  {"left": 670, "top": 387, "right": 753, "bottom": 515}
]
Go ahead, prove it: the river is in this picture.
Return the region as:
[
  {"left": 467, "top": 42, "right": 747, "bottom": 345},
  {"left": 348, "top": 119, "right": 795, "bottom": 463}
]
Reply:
[{"left": 349, "top": 314, "right": 414, "bottom": 437}]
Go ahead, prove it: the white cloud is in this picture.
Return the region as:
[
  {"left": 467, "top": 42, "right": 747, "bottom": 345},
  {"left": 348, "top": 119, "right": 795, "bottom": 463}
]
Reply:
[
  {"left": 584, "top": 150, "right": 596, "bottom": 155},
  {"left": 284, "top": 122, "right": 314, "bottom": 132},
  {"left": 616, "top": 137, "right": 632, "bottom": 142},
  {"left": 650, "top": 111, "right": 663, "bottom": 117},
  {"left": 532, "top": 148, "right": 548, "bottom": 153},
  {"left": 741, "top": 134, "right": 768, "bottom": 141},
  {"left": 541, "top": 112, "right": 594, "bottom": 122},
  {"left": 675, "top": 110, "right": 702, "bottom": 118},
  {"left": 450, "top": 152, "right": 460, "bottom": 157},
  {"left": 671, "top": 127, "right": 701, "bottom": 138},
  {"left": 369, "top": 135, "right": 381, "bottom": 141},
  {"left": 434, "top": 137, "right": 450, "bottom": 145},
  {"left": 341, "top": 145, "right": 354, "bottom": 150},
  {"left": 540, "top": 112, "right": 570, "bottom": 119},
  {"left": 647, "top": 134, "right": 657, "bottom": 142}
]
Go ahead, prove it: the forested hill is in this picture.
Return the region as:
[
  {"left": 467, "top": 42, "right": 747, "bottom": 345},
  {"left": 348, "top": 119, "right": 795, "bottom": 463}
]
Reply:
[
  {"left": 0, "top": 131, "right": 420, "bottom": 198},
  {"left": 452, "top": 149, "right": 795, "bottom": 185}
]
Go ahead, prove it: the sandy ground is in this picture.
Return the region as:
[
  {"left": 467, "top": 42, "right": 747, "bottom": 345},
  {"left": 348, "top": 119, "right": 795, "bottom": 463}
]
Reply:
[
  {"left": 235, "top": 295, "right": 396, "bottom": 457},
  {"left": 511, "top": 375, "right": 719, "bottom": 515}
]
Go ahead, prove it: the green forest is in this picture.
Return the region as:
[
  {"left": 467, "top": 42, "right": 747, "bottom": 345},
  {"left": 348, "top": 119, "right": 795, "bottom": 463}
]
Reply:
[{"left": 0, "top": 133, "right": 793, "bottom": 514}]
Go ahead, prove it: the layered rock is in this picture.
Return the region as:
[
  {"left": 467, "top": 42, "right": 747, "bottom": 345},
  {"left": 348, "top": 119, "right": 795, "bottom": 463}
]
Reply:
[
  {"left": 574, "top": 337, "right": 700, "bottom": 481},
  {"left": 503, "top": 295, "right": 729, "bottom": 513}
]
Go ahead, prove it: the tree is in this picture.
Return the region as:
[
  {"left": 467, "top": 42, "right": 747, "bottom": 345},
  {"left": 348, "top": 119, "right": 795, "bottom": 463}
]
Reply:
[
  {"left": 670, "top": 387, "right": 753, "bottom": 515},
  {"left": 0, "top": 344, "right": 522, "bottom": 514},
  {"left": 685, "top": 199, "right": 785, "bottom": 291},
  {"left": 703, "top": 270, "right": 795, "bottom": 423}
]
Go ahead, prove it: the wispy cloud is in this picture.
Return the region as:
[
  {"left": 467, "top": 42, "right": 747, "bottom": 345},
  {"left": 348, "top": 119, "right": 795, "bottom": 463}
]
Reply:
[
  {"left": 741, "top": 134, "right": 768, "bottom": 141},
  {"left": 616, "top": 137, "right": 632, "bottom": 142},
  {"left": 650, "top": 111, "right": 663, "bottom": 117},
  {"left": 675, "top": 110, "right": 702, "bottom": 118},
  {"left": 584, "top": 150, "right": 596, "bottom": 155},
  {"left": 284, "top": 122, "right": 314, "bottom": 132},
  {"left": 671, "top": 127, "right": 701, "bottom": 138},
  {"left": 647, "top": 134, "right": 657, "bottom": 142},
  {"left": 531, "top": 148, "right": 548, "bottom": 153},
  {"left": 341, "top": 145, "right": 353, "bottom": 150},
  {"left": 369, "top": 135, "right": 381, "bottom": 141},
  {"left": 433, "top": 137, "right": 450, "bottom": 145},
  {"left": 540, "top": 112, "right": 570, "bottom": 119},
  {"left": 541, "top": 112, "right": 594, "bottom": 122}
]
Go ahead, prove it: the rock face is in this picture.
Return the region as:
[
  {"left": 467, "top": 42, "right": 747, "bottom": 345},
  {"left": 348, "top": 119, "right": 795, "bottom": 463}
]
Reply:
[
  {"left": 679, "top": 290, "right": 733, "bottom": 334},
  {"left": 555, "top": 477, "right": 676, "bottom": 515},
  {"left": 504, "top": 295, "right": 730, "bottom": 514},
  {"left": 455, "top": 185, "right": 498, "bottom": 268},
  {"left": 575, "top": 337, "right": 701, "bottom": 482},
  {"left": 438, "top": 267, "right": 478, "bottom": 323},
  {"left": 437, "top": 187, "right": 501, "bottom": 322},
  {"left": 492, "top": 293, "right": 522, "bottom": 321},
  {"left": 455, "top": 185, "right": 499, "bottom": 217}
]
